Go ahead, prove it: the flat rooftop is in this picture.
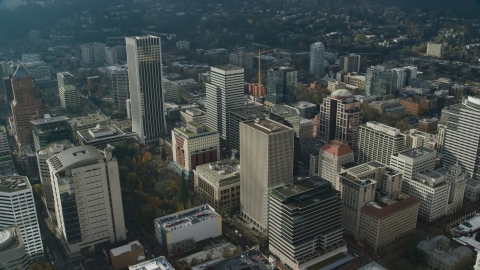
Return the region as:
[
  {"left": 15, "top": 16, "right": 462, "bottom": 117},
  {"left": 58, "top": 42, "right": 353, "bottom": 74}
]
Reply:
[
  {"left": 0, "top": 175, "right": 30, "bottom": 193},
  {"left": 68, "top": 113, "right": 110, "bottom": 128},
  {"left": 129, "top": 256, "right": 174, "bottom": 270},
  {"left": 110, "top": 241, "right": 143, "bottom": 257},
  {"left": 31, "top": 116, "right": 69, "bottom": 126},
  {"left": 230, "top": 105, "right": 266, "bottom": 119},
  {"left": 154, "top": 204, "right": 219, "bottom": 232},
  {"left": 361, "top": 196, "right": 419, "bottom": 219},
  {"left": 195, "top": 159, "right": 240, "bottom": 182},
  {"left": 213, "top": 64, "right": 243, "bottom": 71},
  {"left": 396, "top": 147, "right": 435, "bottom": 159},
  {"left": 270, "top": 104, "right": 299, "bottom": 117},
  {"left": 273, "top": 177, "right": 331, "bottom": 198},
  {"left": 292, "top": 101, "right": 316, "bottom": 108},
  {"left": 242, "top": 118, "right": 292, "bottom": 134},
  {"left": 77, "top": 125, "right": 130, "bottom": 142},
  {"left": 38, "top": 140, "right": 75, "bottom": 158}
]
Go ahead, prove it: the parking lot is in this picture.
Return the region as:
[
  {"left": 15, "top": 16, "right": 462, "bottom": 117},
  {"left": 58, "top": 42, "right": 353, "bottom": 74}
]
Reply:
[{"left": 210, "top": 251, "right": 274, "bottom": 270}]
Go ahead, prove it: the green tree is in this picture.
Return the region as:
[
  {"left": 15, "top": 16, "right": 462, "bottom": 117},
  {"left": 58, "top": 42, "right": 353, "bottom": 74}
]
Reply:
[
  {"left": 32, "top": 184, "right": 43, "bottom": 197},
  {"left": 161, "top": 148, "right": 167, "bottom": 161},
  {"left": 126, "top": 172, "right": 143, "bottom": 192},
  {"left": 30, "top": 261, "right": 53, "bottom": 270},
  {"left": 177, "top": 179, "right": 189, "bottom": 209}
]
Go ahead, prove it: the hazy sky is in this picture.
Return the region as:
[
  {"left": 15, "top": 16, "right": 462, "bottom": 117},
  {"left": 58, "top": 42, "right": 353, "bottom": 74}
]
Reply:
[{"left": 0, "top": 0, "right": 27, "bottom": 10}]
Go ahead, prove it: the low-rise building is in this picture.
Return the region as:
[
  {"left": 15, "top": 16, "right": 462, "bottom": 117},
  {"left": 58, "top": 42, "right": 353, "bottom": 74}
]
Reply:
[
  {"left": 154, "top": 204, "right": 221, "bottom": 255},
  {"left": 466, "top": 178, "right": 480, "bottom": 202},
  {"left": 418, "top": 117, "right": 438, "bottom": 134},
  {"left": 194, "top": 158, "right": 240, "bottom": 212},
  {"left": 110, "top": 241, "right": 145, "bottom": 270},
  {"left": 369, "top": 100, "right": 406, "bottom": 116},
  {"left": 396, "top": 95, "right": 438, "bottom": 116},
  {"left": 0, "top": 226, "right": 29, "bottom": 270},
  {"left": 68, "top": 112, "right": 110, "bottom": 132},
  {"left": 344, "top": 74, "right": 366, "bottom": 91},
  {"left": 128, "top": 256, "right": 174, "bottom": 270},
  {"left": 292, "top": 101, "right": 317, "bottom": 119},
  {"left": 77, "top": 124, "right": 137, "bottom": 150},
  {"left": 417, "top": 235, "right": 473, "bottom": 270},
  {"left": 180, "top": 108, "right": 207, "bottom": 125}
]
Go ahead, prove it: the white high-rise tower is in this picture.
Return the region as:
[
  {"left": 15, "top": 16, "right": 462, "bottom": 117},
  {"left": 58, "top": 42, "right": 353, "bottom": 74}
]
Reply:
[{"left": 309, "top": 42, "right": 325, "bottom": 78}]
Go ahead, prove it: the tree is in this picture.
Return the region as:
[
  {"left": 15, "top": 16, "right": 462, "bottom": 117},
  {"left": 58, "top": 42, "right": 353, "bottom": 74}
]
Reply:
[
  {"left": 32, "top": 184, "right": 43, "bottom": 197},
  {"left": 404, "top": 234, "right": 426, "bottom": 266},
  {"left": 177, "top": 179, "right": 189, "bottom": 209},
  {"left": 161, "top": 148, "right": 167, "bottom": 161},
  {"left": 30, "top": 261, "right": 53, "bottom": 270},
  {"left": 126, "top": 172, "right": 142, "bottom": 192}
]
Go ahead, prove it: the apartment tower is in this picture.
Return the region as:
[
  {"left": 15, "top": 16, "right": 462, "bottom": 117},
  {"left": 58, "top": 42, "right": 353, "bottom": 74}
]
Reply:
[{"left": 309, "top": 42, "right": 325, "bottom": 78}]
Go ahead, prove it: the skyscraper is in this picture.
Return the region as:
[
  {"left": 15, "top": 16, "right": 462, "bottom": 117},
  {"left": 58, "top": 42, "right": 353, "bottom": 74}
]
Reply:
[
  {"left": 10, "top": 65, "right": 44, "bottom": 146},
  {"left": 319, "top": 89, "right": 363, "bottom": 155},
  {"left": 126, "top": 35, "right": 167, "bottom": 144},
  {"left": 339, "top": 54, "right": 361, "bottom": 73},
  {"left": 266, "top": 67, "right": 297, "bottom": 104},
  {"left": 441, "top": 96, "right": 480, "bottom": 179},
  {"left": 365, "top": 66, "right": 396, "bottom": 97},
  {"left": 108, "top": 66, "right": 129, "bottom": 111},
  {"left": 357, "top": 122, "right": 406, "bottom": 165},
  {"left": 206, "top": 65, "right": 245, "bottom": 141},
  {"left": 0, "top": 175, "right": 44, "bottom": 263},
  {"left": 240, "top": 119, "right": 294, "bottom": 231},
  {"left": 48, "top": 145, "right": 126, "bottom": 257},
  {"left": 0, "top": 126, "right": 14, "bottom": 170},
  {"left": 309, "top": 42, "right": 325, "bottom": 78}
]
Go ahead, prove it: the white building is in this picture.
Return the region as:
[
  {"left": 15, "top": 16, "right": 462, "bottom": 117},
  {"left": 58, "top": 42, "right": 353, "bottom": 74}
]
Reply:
[
  {"left": 48, "top": 145, "right": 126, "bottom": 257},
  {"left": 129, "top": 256, "right": 174, "bottom": 270},
  {"left": 105, "top": 66, "right": 129, "bottom": 111},
  {"left": 310, "top": 42, "right": 325, "bottom": 78},
  {"left": 339, "top": 54, "right": 360, "bottom": 73},
  {"left": 358, "top": 122, "right": 405, "bottom": 165},
  {"left": 180, "top": 108, "right": 207, "bottom": 125},
  {"left": 176, "top": 40, "right": 190, "bottom": 50},
  {"left": 154, "top": 204, "right": 221, "bottom": 255},
  {"left": 0, "top": 175, "right": 44, "bottom": 263},
  {"left": 23, "top": 61, "right": 51, "bottom": 82},
  {"left": 0, "top": 126, "right": 14, "bottom": 170},
  {"left": 315, "top": 140, "right": 354, "bottom": 190},
  {"left": 426, "top": 42, "right": 445, "bottom": 58},
  {"left": 81, "top": 42, "right": 106, "bottom": 65},
  {"left": 299, "top": 118, "right": 317, "bottom": 143},
  {"left": 0, "top": 226, "right": 29, "bottom": 270},
  {"left": 104, "top": 47, "right": 118, "bottom": 65},
  {"left": 59, "top": 84, "right": 81, "bottom": 113}
]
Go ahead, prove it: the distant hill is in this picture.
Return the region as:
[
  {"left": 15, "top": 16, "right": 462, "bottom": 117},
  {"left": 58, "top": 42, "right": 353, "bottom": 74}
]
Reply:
[{"left": 372, "top": 0, "right": 480, "bottom": 18}]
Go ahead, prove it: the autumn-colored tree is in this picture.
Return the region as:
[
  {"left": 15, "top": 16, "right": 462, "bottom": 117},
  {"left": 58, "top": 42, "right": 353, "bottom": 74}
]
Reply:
[
  {"left": 126, "top": 172, "right": 142, "bottom": 192},
  {"left": 32, "top": 184, "right": 43, "bottom": 197}
]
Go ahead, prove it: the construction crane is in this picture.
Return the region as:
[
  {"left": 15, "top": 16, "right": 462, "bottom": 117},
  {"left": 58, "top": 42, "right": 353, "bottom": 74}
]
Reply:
[{"left": 252, "top": 49, "right": 275, "bottom": 98}]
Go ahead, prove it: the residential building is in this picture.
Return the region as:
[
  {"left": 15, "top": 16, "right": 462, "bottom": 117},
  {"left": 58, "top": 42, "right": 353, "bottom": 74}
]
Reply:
[
  {"left": 266, "top": 67, "right": 297, "bottom": 104},
  {"left": 441, "top": 96, "right": 480, "bottom": 179},
  {"left": 57, "top": 71, "right": 74, "bottom": 89},
  {"left": 228, "top": 103, "right": 266, "bottom": 155},
  {"left": 176, "top": 40, "right": 190, "bottom": 50},
  {"left": 396, "top": 95, "right": 438, "bottom": 116},
  {"left": 240, "top": 119, "right": 294, "bottom": 231},
  {"left": 359, "top": 195, "right": 419, "bottom": 253},
  {"left": 194, "top": 158, "right": 240, "bottom": 212},
  {"left": 339, "top": 54, "right": 361, "bottom": 73},
  {"left": 418, "top": 118, "right": 438, "bottom": 133},
  {"left": 269, "top": 177, "right": 345, "bottom": 270},
  {"left": 0, "top": 126, "right": 14, "bottom": 170},
  {"left": 104, "top": 47, "right": 118, "bottom": 65},
  {"left": 171, "top": 122, "right": 220, "bottom": 175},
  {"left": 59, "top": 84, "right": 81, "bottom": 113},
  {"left": 31, "top": 116, "right": 72, "bottom": 151},
  {"left": 110, "top": 241, "right": 145, "bottom": 270},
  {"left": 344, "top": 74, "right": 366, "bottom": 91},
  {"left": 48, "top": 146, "right": 126, "bottom": 257},
  {"left": 107, "top": 66, "right": 129, "bottom": 111},
  {"left": 0, "top": 175, "right": 43, "bottom": 263},
  {"left": 357, "top": 122, "right": 405, "bottom": 165},
  {"left": 81, "top": 42, "right": 106, "bottom": 65},
  {"left": 77, "top": 124, "right": 137, "bottom": 150},
  {"left": 426, "top": 42, "right": 445, "bottom": 58},
  {"left": 206, "top": 64, "right": 245, "bottom": 140},
  {"left": 432, "top": 78, "right": 453, "bottom": 90},
  {"left": 315, "top": 140, "right": 354, "bottom": 189},
  {"left": 128, "top": 256, "right": 174, "bottom": 270},
  {"left": 310, "top": 42, "right": 325, "bottom": 78},
  {"left": 180, "top": 108, "right": 207, "bottom": 125},
  {"left": 68, "top": 112, "right": 110, "bottom": 132},
  {"left": 126, "top": 35, "right": 167, "bottom": 144},
  {"left": 10, "top": 66, "right": 44, "bottom": 146},
  {"left": 37, "top": 141, "right": 75, "bottom": 211},
  {"left": 319, "top": 89, "right": 363, "bottom": 155},
  {"left": 417, "top": 236, "right": 473, "bottom": 270},
  {"left": 365, "top": 66, "right": 396, "bottom": 97},
  {"left": 163, "top": 79, "right": 180, "bottom": 103},
  {"left": 0, "top": 226, "right": 29, "bottom": 270},
  {"left": 154, "top": 204, "right": 221, "bottom": 255}
]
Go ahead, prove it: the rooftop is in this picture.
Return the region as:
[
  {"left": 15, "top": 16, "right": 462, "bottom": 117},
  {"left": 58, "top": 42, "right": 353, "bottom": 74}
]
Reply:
[
  {"left": 331, "top": 89, "right": 353, "bottom": 98},
  {"left": 365, "top": 122, "right": 401, "bottom": 136},
  {"left": 38, "top": 140, "right": 75, "bottom": 158},
  {"left": 68, "top": 113, "right": 110, "bottom": 129},
  {"left": 47, "top": 145, "right": 104, "bottom": 174},
  {"left": 0, "top": 226, "right": 23, "bottom": 252},
  {"left": 292, "top": 101, "right": 316, "bottom": 108},
  {"left": 0, "top": 175, "right": 30, "bottom": 193},
  {"left": 455, "top": 214, "right": 480, "bottom": 233},
  {"left": 230, "top": 104, "right": 266, "bottom": 119},
  {"left": 128, "top": 256, "right": 174, "bottom": 270},
  {"left": 154, "top": 204, "right": 219, "bottom": 232},
  {"left": 357, "top": 262, "right": 387, "bottom": 270},
  {"left": 417, "top": 236, "right": 473, "bottom": 265},
  {"left": 361, "top": 196, "right": 419, "bottom": 219},
  {"left": 242, "top": 118, "right": 292, "bottom": 134},
  {"left": 77, "top": 124, "right": 130, "bottom": 142},
  {"left": 395, "top": 147, "right": 435, "bottom": 159},
  {"left": 213, "top": 64, "right": 243, "bottom": 71},
  {"left": 174, "top": 122, "right": 216, "bottom": 137},
  {"left": 110, "top": 241, "right": 143, "bottom": 257},
  {"left": 31, "top": 116, "right": 70, "bottom": 126},
  {"left": 270, "top": 104, "right": 300, "bottom": 117},
  {"left": 12, "top": 65, "right": 31, "bottom": 79},
  {"left": 320, "top": 140, "right": 353, "bottom": 157},
  {"left": 195, "top": 158, "right": 240, "bottom": 182}
]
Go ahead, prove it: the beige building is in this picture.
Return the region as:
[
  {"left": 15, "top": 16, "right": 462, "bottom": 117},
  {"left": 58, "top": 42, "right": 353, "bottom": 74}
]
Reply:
[
  {"left": 48, "top": 145, "right": 126, "bottom": 258},
  {"left": 344, "top": 74, "right": 366, "bottom": 91},
  {"left": 403, "top": 129, "right": 437, "bottom": 150},
  {"left": 359, "top": 195, "right": 419, "bottom": 253},
  {"left": 180, "top": 108, "right": 207, "bottom": 125},
  {"left": 314, "top": 140, "right": 354, "bottom": 190},
  {"left": 163, "top": 79, "right": 180, "bottom": 103},
  {"left": 240, "top": 118, "right": 294, "bottom": 231},
  {"left": 299, "top": 118, "right": 317, "bottom": 143},
  {"left": 426, "top": 42, "right": 445, "bottom": 58},
  {"left": 60, "top": 84, "right": 81, "bottom": 112},
  {"left": 357, "top": 122, "right": 405, "bottom": 166},
  {"left": 194, "top": 158, "right": 240, "bottom": 212},
  {"left": 110, "top": 241, "right": 145, "bottom": 270},
  {"left": 417, "top": 235, "right": 473, "bottom": 270}
]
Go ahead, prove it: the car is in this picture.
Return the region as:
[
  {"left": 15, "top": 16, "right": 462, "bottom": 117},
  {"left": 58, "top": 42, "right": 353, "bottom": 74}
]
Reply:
[{"left": 250, "top": 258, "right": 257, "bottom": 262}]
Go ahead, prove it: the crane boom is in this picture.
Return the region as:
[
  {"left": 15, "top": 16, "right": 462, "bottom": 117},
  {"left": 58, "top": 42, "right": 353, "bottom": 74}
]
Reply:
[{"left": 252, "top": 49, "right": 275, "bottom": 98}]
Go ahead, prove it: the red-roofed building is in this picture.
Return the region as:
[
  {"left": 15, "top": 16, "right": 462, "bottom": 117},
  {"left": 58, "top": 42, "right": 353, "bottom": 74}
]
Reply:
[{"left": 316, "top": 140, "right": 354, "bottom": 189}]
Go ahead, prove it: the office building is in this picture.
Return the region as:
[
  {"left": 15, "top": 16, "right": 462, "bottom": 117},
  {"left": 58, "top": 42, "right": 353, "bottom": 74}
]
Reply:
[
  {"left": 128, "top": 256, "right": 174, "bottom": 270},
  {"left": 319, "top": 89, "right": 363, "bottom": 155},
  {"left": 315, "top": 140, "right": 354, "bottom": 189},
  {"left": 344, "top": 74, "right": 366, "bottom": 91},
  {"left": 194, "top": 158, "right": 240, "bottom": 212},
  {"left": 180, "top": 108, "right": 207, "bottom": 125},
  {"left": 365, "top": 66, "right": 397, "bottom": 97},
  {"left": 206, "top": 64, "right": 245, "bottom": 140},
  {"left": 359, "top": 195, "right": 419, "bottom": 253},
  {"left": 163, "top": 79, "right": 180, "bottom": 103},
  {"left": 292, "top": 101, "right": 317, "bottom": 119},
  {"left": 10, "top": 66, "right": 44, "bottom": 146},
  {"left": 299, "top": 118, "right": 317, "bottom": 143},
  {"left": 339, "top": 54, "right": 361, "bottom": 73},
  {"left": 107, "top": 66, "right": 129, "bottom": 111},
  {"left": 31, "top": 116, "right": 72, "bottom": 151},
  {"left": 0, "top": 175, "right": 43, "bottom": 263},
  {"left": 0, "top": 226, "right": 29, "bottom": 270},
  {"left": 426, "top": 42, "right": 445, "bottom": 58},
  {"left": 126, "top": 36, "right": 167, "bottom": 144},
  {"left": 465, "top": 178, "right": 480, "bottom": 202},
  {"left": 57, "top": 71, "right": 74, "bottom": 89},
  {"left": 266, "top": 67, "right": 297, "bottom": 104},
  {"left": 391, "top": 66, "right": 417, "bottom": 90},
  {"left": 403, "top": 129, "right": 437, "bottom": 150},
  {"left": 68, "top": 112, "right": 110, "bottom": 132},
  {"left": 389, "top": 147, "right": 436, "bottom": 189},
  {"left": 441, "top": 97, "right": 480, "bottom": 179},
  {"left": 171, "top": 122, "right": 220, "bottom": 174},
  {"left": 110, "top": 241, "right": 145, "bottom": 270},
  {"left": 357, "top": 122, "right": 405, "bottom": 165},
  {"left": 77, "top": 124, "right": 137, "bottom": 150},
  {"left": 0, "top": 126, "right": 14, "bottom": 170},
  {"left": 418, "top": 117, "right": 438, "bottom": 133},
  {"left": 396, "top": 95, "right": 438, "bottom": 116},
  {"left": 104, "top": 47, "right": 118, "bottom": 65},
  {"left": 417, "top": 236, "right": 473, "bottom": 270},
  {"left": 37, "top": 141, "right": 75, "bottom": 211},
  {"left": 48, "top": 146, "right": 126, "bottom": 257},
  {"left": 22, "top": 61, "right": 51, "bottom": 82},
  {"left": 228, "top": 103, "right": 266, "bottom": 155},
  {"left": 154, "top": 204, "right": 221, "bottom": 255},
  {"left": 81, "top": 42, "right": 106, "bottom": 65},
  {"left": 240, "top": 119, "right": 294, "bottom": 231},
  {"left": 59, "top": 84, "right": 80, "bottom": 113},
  {"left": 309, "top": 42, "right": 325, "bottom": 78},
  {"left": 269, "top": 177, "right": 345, "bottom": 270}
]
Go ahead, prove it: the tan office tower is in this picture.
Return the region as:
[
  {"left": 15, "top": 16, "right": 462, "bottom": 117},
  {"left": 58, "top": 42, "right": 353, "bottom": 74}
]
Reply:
[
  {"left": 10, "top": 65, "right": 43, "bottom": 146},
  {"left": 357, "top": 122, "right": 405, "bottom": 165},
  {"left": 48, "top": 145, "right": 126, "bottom": 258},
  {"left": 239, "top": 119, "right": 294, "bottom": 232},
  {"left": 317, "top": 140, "right": 354, "bottom": 190}
]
